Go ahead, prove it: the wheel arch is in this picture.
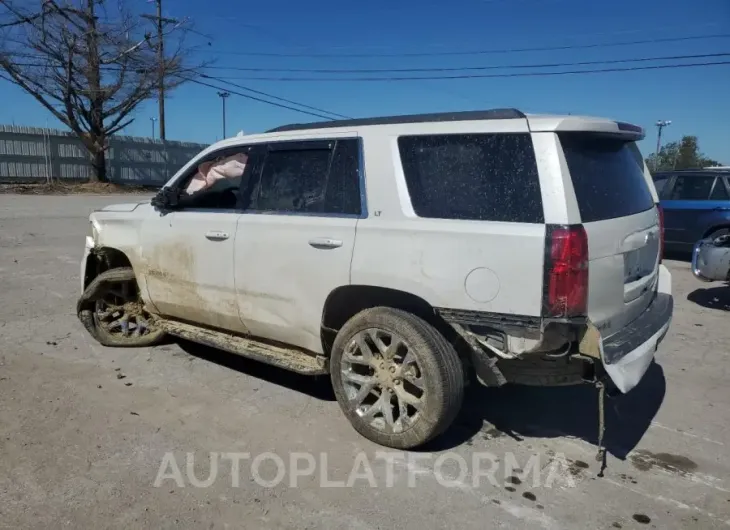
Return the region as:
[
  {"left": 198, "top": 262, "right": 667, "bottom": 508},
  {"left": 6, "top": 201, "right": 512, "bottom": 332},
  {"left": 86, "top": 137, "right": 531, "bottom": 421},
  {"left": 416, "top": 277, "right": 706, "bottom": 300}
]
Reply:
[
  {"left": 320, "top": 284, "right": 457, "bottom": 356},
  {"left": 83, "top": 247, "right": 134, "bottom": 289},
  {"left": 702, "top": 224, "right": 730, "bottom": 239}
]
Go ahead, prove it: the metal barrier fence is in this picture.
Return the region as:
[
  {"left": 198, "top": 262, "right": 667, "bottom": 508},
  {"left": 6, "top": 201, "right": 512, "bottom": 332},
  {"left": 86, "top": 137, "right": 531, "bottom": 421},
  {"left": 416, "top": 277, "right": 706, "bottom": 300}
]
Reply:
[{"left": 0, "top": 124, "right": 208, "bottom": 187}]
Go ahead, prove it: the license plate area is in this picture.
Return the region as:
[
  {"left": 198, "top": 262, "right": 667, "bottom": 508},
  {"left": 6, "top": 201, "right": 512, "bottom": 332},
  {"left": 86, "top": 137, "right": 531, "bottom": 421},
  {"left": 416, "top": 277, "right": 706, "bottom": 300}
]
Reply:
[{"left": 624, "top": 236, "right": 659, "bottom": 284}]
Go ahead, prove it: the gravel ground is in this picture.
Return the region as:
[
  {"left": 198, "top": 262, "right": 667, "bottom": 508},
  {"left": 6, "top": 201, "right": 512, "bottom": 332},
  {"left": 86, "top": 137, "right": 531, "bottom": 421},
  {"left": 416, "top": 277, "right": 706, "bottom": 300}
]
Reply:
[{"left": 1, "top": 194, "right": 729, "bottom": 530}]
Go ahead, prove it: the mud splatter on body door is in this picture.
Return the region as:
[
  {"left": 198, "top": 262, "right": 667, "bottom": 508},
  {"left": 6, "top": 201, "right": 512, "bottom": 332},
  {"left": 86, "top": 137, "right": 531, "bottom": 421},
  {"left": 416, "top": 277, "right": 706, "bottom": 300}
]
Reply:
[{"left": 143, "top": 241, "right": 245, "bottom": 333}]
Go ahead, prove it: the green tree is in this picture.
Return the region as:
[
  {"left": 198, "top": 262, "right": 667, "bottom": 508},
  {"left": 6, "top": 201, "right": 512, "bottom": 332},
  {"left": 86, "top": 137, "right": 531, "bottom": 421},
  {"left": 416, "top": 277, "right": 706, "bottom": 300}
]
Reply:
[{"left": 647, "top": 135, "right": 720, "bottom": 172}]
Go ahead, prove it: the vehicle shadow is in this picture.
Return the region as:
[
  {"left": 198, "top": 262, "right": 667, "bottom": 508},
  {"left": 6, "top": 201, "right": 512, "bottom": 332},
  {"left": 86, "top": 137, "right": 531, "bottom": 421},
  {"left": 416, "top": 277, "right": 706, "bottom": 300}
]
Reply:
[
  {"left": 170, "top": 339, "right": 666, "bottom": 460},
  {"left": 687, "top": 285, "right": 730, "bottom": 311},
  {"left": 427, "top": 361, "right": 667, "bottom": 460},
  {"left": 172, "top": 339, "right": 335, "bottom": 401}
]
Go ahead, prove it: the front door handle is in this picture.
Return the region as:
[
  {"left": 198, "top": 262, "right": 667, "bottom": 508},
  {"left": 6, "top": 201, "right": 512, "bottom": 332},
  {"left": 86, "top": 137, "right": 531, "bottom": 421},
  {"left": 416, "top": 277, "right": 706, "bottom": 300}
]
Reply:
[
  {"left": 205, "top": 230, "right": 230, "bottom": 241},
  {"left": 309, "top": 237, "right": 343, "bottom": 249}
]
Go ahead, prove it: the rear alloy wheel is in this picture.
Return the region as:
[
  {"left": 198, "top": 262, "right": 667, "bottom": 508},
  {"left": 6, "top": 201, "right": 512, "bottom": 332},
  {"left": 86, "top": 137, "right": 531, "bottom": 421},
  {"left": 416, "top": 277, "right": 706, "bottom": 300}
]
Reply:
[
  {"left": 330, "top": 307, "right": 464, "bottom": 449},
  {"left": 78, "top": 267, "right": 165, "bottom": 347}
]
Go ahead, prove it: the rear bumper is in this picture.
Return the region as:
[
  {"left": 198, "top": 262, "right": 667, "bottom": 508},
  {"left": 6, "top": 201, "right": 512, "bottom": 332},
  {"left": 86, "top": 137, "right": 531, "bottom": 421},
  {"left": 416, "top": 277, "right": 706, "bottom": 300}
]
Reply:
[
  {"left": 692, "top": 238, "right": 730, "bottom": 282},
  {"left": 600, "top": 264, "right": 673, "bottom": 393}
]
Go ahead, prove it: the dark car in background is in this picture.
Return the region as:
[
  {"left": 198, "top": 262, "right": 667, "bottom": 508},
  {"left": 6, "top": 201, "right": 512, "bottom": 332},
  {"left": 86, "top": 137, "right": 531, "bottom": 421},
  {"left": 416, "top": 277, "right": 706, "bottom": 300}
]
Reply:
[{"left": 652, "top": 169, "right": 730, "bottom": 253}]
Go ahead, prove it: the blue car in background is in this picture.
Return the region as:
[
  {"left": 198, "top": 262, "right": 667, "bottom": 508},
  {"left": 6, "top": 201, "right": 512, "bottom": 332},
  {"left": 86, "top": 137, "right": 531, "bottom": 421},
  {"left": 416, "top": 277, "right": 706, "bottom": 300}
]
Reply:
[{"left": 652, "top": 169, "right": 730, "bottom": 253}]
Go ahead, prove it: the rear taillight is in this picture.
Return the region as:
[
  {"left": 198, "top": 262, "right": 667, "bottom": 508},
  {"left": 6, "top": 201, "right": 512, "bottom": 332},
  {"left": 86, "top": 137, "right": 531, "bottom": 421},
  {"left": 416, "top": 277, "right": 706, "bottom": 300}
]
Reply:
[
  {"left": 543, "top": 225, "right": 589, "bottom": 318},
  {"left": 657, "top": 204, "right": 664, "bottom": 263}
]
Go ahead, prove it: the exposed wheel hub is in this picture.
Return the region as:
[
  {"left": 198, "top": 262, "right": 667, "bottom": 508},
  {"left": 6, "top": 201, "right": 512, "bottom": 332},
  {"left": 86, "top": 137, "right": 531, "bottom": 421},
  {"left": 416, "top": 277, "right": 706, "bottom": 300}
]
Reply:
[
  {"left": 374, "top": 359, "right": 401, "bottom": 388},
  {"left": 94, "top": 279, "right": 155, "bottom": 339}
]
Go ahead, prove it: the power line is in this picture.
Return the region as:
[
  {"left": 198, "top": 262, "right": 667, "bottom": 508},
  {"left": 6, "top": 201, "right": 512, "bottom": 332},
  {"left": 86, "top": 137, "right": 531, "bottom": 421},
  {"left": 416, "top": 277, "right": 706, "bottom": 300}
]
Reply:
[
  {"left": 184, "top": 21, "right": 724, "bottom": 53},
  {"left": 197, "top": 52, "right": 730, "bottom": 74},
  {"left": 9, "top": 58, "right": 730, "bottom": 84},
  {"left": 0, "top": 62, "right": 350, "bottom": 119},
  {"left": 204, "top": 60, "right": 730, "bottom": 82},
  {"left": 193, "top": 32, "right": 730, "bottom": 58},
  {"left": 199, "top": 74, "right": 352, "bottom": 119},
  {"left": 14, "top": 49, "right": 730, "bottom": 76},
  {"left": 182, "top": 77, "right": 347, "bottom": 121}
]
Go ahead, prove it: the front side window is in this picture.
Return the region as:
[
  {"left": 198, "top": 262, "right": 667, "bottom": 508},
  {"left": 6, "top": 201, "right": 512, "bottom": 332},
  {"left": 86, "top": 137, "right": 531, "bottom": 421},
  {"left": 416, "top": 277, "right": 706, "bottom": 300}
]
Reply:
[
  {"left": 397, "top": 133, "right": 543, "bottom": 223},
  {"left": 175, "top": 146, "right": 252, "bottom": 210}
]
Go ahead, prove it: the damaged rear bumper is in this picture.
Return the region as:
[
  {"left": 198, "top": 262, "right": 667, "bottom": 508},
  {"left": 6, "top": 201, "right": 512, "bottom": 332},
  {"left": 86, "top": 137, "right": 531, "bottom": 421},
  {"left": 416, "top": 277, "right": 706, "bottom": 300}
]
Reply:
[{"left": 599, "top": 264, "right": 673, "bottom": 394}]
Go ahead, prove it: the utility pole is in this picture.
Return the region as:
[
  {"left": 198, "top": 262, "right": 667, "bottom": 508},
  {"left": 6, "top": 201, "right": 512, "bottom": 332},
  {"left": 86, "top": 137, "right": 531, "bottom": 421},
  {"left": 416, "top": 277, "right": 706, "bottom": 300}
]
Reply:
[
  {"left": 217, "top": 91, "right": 230, "bottom": 138},
  {"left": 141, "top": 1, "right": 178, "bottom": 141},
  {"left": 654, "top": 120, "right": 671, "bottom": 172},
  {"left": 150, "top": 117, "right": 157, "bottom": 139}
]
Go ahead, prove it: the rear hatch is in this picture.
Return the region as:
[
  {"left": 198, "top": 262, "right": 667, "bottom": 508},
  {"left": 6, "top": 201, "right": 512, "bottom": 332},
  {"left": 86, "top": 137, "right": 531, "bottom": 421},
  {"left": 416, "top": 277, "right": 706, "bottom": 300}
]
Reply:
[{"left": 558, "top": 132, "right": 660, "bottom": 339}]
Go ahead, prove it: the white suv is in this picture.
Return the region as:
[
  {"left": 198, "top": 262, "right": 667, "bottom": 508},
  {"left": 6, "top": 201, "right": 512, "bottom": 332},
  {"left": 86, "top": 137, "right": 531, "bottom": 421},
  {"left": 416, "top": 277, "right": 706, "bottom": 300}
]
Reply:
[{"left": 78, "top": 109, "right": 673, "bottom": 449}]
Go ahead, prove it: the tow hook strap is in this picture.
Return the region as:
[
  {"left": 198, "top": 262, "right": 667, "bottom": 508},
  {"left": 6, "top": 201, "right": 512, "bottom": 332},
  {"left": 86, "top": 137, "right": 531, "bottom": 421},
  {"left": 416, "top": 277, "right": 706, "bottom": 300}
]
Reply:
[{"left": 595, "top": 381, "right": 607, "bottom": 476}]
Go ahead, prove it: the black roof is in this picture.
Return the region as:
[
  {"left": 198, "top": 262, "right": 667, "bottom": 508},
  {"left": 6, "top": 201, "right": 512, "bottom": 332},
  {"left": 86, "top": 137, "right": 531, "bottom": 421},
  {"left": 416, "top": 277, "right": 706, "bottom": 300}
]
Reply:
[{"left": 266, "top": 108, "right": 526, "bottom": 133}]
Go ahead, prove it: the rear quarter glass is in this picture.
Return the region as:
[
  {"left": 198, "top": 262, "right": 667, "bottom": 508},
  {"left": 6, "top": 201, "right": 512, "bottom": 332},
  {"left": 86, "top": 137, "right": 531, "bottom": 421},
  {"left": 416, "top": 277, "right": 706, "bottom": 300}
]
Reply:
[
  {"left": 559, "top": 133, "right": 654, "bottom": 223},
  {"left": 397, "top": 133, "right": 544, "bottom": 223}
]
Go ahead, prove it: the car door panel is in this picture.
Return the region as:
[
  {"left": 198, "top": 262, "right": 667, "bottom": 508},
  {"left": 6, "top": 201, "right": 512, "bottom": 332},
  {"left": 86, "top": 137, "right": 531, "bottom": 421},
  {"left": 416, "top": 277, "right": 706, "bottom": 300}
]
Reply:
[
  {"left": 142, "top": 210, "right": 244, "bottom": 332},
  {"left": 235, "top": 214, "right": 357, "bottom": 352},
  {"left": 140, "top": 145, "right": 255, "bottom": 333},
  {"left": 233, "top": 137, "right": 363, "bottom": 354},
  {"left": 661, "top": 175, "right": 722, "bottom": 248}
]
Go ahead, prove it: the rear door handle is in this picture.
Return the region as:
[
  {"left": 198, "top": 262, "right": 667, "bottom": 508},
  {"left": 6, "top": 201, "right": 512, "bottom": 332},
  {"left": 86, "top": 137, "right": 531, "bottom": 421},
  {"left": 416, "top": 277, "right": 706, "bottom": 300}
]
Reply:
[
  {"left": 309, "top": 237, "right": 343, "bottom": 249},
  {"left": 205, "top": 230, "right": 230, "bottom": 241}
]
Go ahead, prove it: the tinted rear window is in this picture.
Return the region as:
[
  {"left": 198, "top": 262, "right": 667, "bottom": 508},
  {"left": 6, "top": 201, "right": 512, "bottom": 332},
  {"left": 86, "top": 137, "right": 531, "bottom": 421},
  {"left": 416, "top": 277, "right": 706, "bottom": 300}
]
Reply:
[
  {"left": 559, "top": 133, "right": 654, "bottom": 223},
  {"left": 398, "top": 133, "right": 543, "bottom": 223}
]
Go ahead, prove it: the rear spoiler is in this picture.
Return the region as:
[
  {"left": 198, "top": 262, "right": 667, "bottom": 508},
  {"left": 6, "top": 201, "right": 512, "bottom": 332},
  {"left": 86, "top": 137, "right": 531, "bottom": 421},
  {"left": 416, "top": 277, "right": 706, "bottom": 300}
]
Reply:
[{"left": 526, "top": 115, "right": 645, "bottom": 141}]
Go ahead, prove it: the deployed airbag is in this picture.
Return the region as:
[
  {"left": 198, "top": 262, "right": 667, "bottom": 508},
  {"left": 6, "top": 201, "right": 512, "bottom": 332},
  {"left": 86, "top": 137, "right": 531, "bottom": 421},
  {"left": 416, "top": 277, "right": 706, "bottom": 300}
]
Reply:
[{"left": 185, "top": 152, "right": 248, "bottom": 195}]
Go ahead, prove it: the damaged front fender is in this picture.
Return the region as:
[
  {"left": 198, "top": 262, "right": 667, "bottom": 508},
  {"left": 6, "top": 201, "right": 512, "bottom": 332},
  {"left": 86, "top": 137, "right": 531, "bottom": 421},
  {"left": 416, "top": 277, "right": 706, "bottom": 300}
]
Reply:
[{"left": 80, "top": 234, "right": 96, "bottom": 293}]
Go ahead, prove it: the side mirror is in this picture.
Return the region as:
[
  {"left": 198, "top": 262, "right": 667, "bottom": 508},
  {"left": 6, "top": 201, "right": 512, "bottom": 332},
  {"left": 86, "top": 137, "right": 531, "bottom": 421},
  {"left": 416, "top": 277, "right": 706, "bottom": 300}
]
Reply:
[{"left": 151, "top": 186, "right": 180, "bottom": 211}]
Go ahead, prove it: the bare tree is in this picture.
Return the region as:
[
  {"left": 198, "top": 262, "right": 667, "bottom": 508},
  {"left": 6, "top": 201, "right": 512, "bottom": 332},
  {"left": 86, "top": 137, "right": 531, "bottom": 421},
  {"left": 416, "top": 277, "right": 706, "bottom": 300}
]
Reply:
[{"left": 0, "top": 0, "right": 203, "bottom": 182}]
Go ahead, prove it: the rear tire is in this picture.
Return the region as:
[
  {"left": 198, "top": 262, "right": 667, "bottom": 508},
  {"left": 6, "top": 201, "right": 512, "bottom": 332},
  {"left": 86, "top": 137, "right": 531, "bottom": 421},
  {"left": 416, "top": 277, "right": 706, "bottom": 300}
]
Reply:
[
  {"left": 77, "top": 267, "right": 165, "bottom": 347},
  {"left": 330, "top": 307, "right": 464, "bottom": 449}
]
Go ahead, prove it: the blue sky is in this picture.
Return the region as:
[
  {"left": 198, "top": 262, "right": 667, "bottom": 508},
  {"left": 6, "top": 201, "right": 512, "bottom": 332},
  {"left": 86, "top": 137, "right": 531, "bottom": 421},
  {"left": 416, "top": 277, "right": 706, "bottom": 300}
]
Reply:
[{"left": 1, "top": 0, "right": 728, "bottom": 162}]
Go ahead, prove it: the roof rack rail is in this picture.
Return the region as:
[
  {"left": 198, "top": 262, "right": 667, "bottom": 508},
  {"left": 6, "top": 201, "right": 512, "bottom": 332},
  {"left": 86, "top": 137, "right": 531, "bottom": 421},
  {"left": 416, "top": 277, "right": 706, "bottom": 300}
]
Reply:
[
  {"left": 266, "top": 108, "right": 525, "bottom": 133},
  {"left": 656, "top": 168, "right": 730, "bottom": 173}
]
